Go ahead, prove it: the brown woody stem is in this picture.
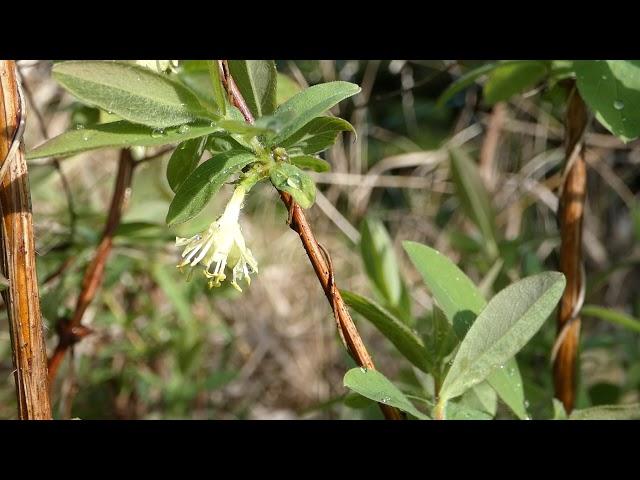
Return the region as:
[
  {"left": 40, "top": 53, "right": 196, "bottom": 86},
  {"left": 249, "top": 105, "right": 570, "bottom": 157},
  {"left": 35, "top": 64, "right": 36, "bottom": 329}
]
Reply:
[
  {"left": 0, "top": 60, "right": 52, "bottom": 419},
  {"left": 219, "top": 60, "right": 403, "bottom": 420},
  {"left": 553, "top": 82, "right": 588, "bottom": 413}
]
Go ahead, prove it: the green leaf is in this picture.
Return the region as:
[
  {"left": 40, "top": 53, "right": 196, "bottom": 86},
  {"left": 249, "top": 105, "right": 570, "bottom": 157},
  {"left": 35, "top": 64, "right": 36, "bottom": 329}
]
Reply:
[
  {"left": 487, "top": 359, "right": 528, "bottom": 419},
  {"left": 439, "top": 272, "right": 566, "bottom": 402},
  {"left": 166, "top": 137, "right": 207, "bottom": 193},
  {"left": 268, "top": 81, "right": 361, "bottom": 147},
  {"left": 343, "top": 392, "right": 374, "bottom": 410},
  {"left": 166, "top": 150, "right": 257, "bottom": 226},
  {"left": 575, "top": 60, "right": 640, "bottom": 142},
  {"left": 462, "top": 382, "right": 497, "bottom": 417},
  {"left": 343, "top": 368, "right": 430, "bottom": 419},
  {"left": 437, "top": 62, "right": 503, "bottom": 108},
  {"left": 69, "top": 103, "right": 101, "bottom": 129},
  {"left": 449, "top": 148, "right": 498, "bottom": 258},
  {"left": 53, "top": 61, "right": 214, "bottom": 128},
  {"left": 445, "top": 401, "right": 493, "bottom": 420},
  {"left": 228, "top": 60, "right": 277, "bottom": 118},
  {"left": 437, "top": 60, "right": 540, "bottom": 108},
  {"left": 569, "top": 404, "right": 640, "bottom": 420},
  {"left": 276, "top": 73, "right": 302, "bottom": 105},
  {"left": 359, "top": 218, "right": 409, "bottom": 315},
  {"left": 553, "top": 399, "right": 568, "bottom": 420},
  {"left": 178, "top": 63, "right": 218, "bottom": 114},
  {"left": 483, "top": 61, "right": 548, "bottom": 105},
  {"left": 27, "top": 121, "right": 219, "bottom": 159},
  {"left": 218, "top": 119, "right": 273, "bottom": 136},
  {"left": 290, "top": 155, "right": 331, "bottom": 172},
  {"left": 207, "top": 60, "right": 226, "bottom": 116},
  {"left": 403, "top": 241, "right": 485, "bottom": 338},
  {"left": 269, "top": 163, "right": 316, "bottom": 209},
  {"left": 280, "top": 116, "right": 356, "bottom": 155},
  {"left": 425, "top": 305, "right": 458, "bottom": 366},
  {"left": 581, "top": 305, "right": 640, "bottom": 334},
  {"left": 205, "top": 132, "right": 252, "bottom": 154},
  {"left": 342, "top": 290, "right": 432, "bottom": 374},
  {"left": 402, "top": 241, "right": 529, "bottom": 419}
]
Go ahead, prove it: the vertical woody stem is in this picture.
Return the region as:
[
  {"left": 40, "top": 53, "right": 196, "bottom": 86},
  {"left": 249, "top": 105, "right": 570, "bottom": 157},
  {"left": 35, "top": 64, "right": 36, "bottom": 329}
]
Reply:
[
  {"left": 219, "top": 60, "right": 402, "bottom": 420},
  {"left": 0, "top": 60, "right": 52, "bottom": 419},
  {"left": 553, "top": 83, "right": 588, "bottom": 413}
]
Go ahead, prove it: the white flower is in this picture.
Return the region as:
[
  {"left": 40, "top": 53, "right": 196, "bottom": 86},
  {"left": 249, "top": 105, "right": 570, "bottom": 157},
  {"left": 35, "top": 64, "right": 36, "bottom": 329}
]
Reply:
[{"left": 176, "top": 184, "right": 258, "bottom": 291}]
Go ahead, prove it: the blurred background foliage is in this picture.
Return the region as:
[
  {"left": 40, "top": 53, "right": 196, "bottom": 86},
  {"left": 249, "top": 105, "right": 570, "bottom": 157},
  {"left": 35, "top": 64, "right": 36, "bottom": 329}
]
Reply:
[{"left": 1, "top": 60, "right": 639, "bottom": 419}]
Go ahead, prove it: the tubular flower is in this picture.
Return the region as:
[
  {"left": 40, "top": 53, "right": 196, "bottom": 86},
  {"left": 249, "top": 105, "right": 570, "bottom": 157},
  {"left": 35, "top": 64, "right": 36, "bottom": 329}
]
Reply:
[{"left": 176, "top": 184, "right": 258, "bottom": 291}]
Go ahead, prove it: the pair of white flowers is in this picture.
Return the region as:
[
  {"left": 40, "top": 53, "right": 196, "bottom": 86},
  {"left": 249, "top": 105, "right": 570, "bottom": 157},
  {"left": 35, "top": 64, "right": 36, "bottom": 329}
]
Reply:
[{"left": 176, "top": 184, "right": 258, "bottom": 291}]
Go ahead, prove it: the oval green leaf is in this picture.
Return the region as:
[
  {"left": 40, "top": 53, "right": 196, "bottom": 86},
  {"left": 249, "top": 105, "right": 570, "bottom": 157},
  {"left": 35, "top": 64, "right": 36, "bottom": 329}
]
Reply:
[
  {"left": 461, "top": 380, "right": 498, "bottom": 417},
  {"left": 228, "top": 60, "right": 277, "bottom": 118},
  {"left": 268, "top": 81, "right": 361, "bottom": 147},
  {"left": 436, "top": 60, "right": 533, "bottom": 108},
  {"left": 27, "top": 121, "right": 219, "bottom": 159},
  {"left": 449, "top": 148, "right": 498, "bottom": 258},
  {"left": 343, "top": 368, "right": 430, "bottom": 420},
  {"left": 269, "top": 163, "right": 316, "bottom": 209},
  {"left": 166, "top": 137, "right": 207, "bottom": 193},
  {"left": 403, "top": 241, "right": 485, "bottom": 338},
  {"left": 276, "top": 73, "right": 302, "bottom": 105},
  {"left": 53, "top": 61, "right": 214, "bottom": 128},
  {"left": 483, "top": 61, "right": 549, "bottom": 106},
  {"left": 207, "top": 60, "right": 226, "bottom": 116},
  {"left": 342, "top": 290, "right": 432, "bottom": 374},
  {"left": 280, "top": 116, "right": 356, "bottom": 155},
  {"left": 166, "top": 150, "right": 257, "bottom": 226},
  {"left": 290, "top": 155, "right": 331, "bottom": 173},
  {"left": 439, "top": 272, "right": 566, "bottom": 402},
  {"left": 359, "top": 217, "right": 411, "bottom": 320},
  {"left": 575, "top": 60, "right": 640, "bottom": 143},
  {"left": 445, "top": 401, "right": 493, "bottom": 420}
]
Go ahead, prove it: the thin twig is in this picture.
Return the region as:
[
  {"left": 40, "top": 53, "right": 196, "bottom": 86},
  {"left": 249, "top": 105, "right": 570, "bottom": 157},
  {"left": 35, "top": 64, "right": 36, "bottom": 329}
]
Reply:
[
  {"left": 479, "top": 102, "right": 506, "bottom": 191},
  {"left": 48, "top": 149, "right": 135, "bottom": 386},
  {"left": 220, "top": 62, "right": 403, "bottom": 420}
]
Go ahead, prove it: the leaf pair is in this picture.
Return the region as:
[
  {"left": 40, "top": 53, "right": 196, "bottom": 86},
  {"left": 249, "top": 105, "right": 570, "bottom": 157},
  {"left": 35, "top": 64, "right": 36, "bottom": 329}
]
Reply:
[
  {"left": 343, "top": 241, "right": 565, "bottom": 420},
  {"left": 403, "top": 242, "right": 564, "bottom": 418}
]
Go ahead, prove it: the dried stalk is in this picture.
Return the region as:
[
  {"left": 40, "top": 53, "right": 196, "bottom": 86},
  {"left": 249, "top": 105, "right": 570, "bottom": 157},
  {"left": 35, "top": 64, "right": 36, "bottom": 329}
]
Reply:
[
  {"left": 220, "top": 60, "right": 403, "bottom": 420},
  {"left": 0, "top": 60, "right": 52, "bottom": 419},
  {"left": 553, "top": 83, "right": 588, "bottom": 413},
  {"left": 48, "top": 149, "right": 134, "bottom": 385},
  {"left": 479, "top": 102, "right": 506, "bottom": 191}
]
